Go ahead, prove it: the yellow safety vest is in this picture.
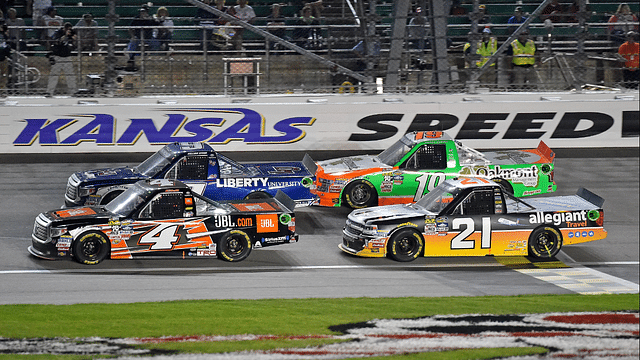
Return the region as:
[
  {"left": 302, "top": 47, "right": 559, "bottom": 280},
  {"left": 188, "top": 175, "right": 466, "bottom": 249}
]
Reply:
[
  {"left": 511, "top": 39, "right": 535, "bottom": 66},
  {"left": 464, "top": 38, "right": 497, "bottom": 67}
]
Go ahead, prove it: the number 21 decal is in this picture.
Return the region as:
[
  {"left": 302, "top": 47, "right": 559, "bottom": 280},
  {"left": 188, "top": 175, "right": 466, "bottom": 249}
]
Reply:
[{"left": 450, "top": 217, "right": 492, "bottom": 250}]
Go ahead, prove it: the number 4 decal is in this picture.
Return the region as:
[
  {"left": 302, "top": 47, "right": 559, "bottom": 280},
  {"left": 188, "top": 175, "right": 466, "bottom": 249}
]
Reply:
[
  {"left": 450, "top": 217, "right": 491, "bottom": 250},
  {"left": 414, "top": 173, "right": 446, "bottom": 201},
  {"left": 138, "top": 224, "right": 181, "bottom": 250}
]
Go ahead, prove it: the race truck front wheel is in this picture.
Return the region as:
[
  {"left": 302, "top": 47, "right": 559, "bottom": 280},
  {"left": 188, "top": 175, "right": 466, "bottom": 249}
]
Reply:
[
  {"left": 343, "top": 180, "right": 378, "bottom": 208},
  {"left": 528, "top": 226, "right": 562, "bottom": 259},
  {"left": 387, "top": 228, "right": 424, "bottom": 262},
  {"left": 218, "top": 230, "right": 253, "bottom": 262},
  {"left": 244, "top": 191, "right": 271, "bottom": 200},
  {"left": 73, "top": 231, "right": 110, "bottom": 265}
]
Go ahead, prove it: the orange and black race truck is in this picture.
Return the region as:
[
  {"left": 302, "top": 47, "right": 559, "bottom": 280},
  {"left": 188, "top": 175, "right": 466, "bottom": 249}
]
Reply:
[{"left": 31, "top": 179, "right": 297, "bottom": 264}]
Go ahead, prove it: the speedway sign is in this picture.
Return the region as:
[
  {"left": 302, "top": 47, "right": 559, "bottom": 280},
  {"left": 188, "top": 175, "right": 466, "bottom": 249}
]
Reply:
[{"left": 2, "top": 93, "right": 638, "bottom": 153}]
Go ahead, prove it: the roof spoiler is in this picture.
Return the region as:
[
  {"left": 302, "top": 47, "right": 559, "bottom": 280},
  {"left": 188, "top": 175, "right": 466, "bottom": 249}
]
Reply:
[
  {"left": 537, "top": 141, "right": 555, "bottom": 162},
  {"left": 577, "top": 188, "right": 605, "bottom": 208},
  {"left": 274, "top": 190, "right": 296, "bottom": 212},
  {"left": 302, "top": 153, "right": 317, "bottom": 175}
]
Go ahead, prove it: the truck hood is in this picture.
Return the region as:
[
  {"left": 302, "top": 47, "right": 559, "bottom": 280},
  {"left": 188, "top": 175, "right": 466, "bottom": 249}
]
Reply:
[
  {"left": 348, "top": 204, "right": 429, "bottom": 224},
  {"left": 45, "top": 206, "right": 114, "bottom": 223},
  {"left": 74, "top": 167, "right": 146, "bottom": 183},
  {"left": 317, "top": 155, "right": 390, "bottom": 175},
  {"left": 245, "top": 161, "right": 314, "bottom": 178}
]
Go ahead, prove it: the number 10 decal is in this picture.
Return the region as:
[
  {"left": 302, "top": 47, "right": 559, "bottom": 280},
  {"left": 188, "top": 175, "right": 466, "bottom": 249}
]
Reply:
[
  {"left": 414, "top": 173, "right": 446, "bottom": 201},
  {"left": 450, "top": 217, "right": 492, "bottom": 250}
]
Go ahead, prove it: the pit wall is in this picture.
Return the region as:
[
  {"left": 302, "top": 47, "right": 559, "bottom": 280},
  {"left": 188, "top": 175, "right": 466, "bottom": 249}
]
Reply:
[{"left": 1, "top": 92, "right": 638, "bottom": 154}]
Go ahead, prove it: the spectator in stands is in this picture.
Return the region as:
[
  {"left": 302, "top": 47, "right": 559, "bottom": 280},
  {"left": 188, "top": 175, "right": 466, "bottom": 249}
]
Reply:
[
  {"left": 617, "top": 31, "right": 639, "bottom": 89},
  {"left": 46, "top": 22, "right": 77, "bottom": 96},
  {"left": 408, "top": 7, "right": 428, "bottom": 52},
  {"left": 292, "top": 1, "right": 323, "bottom": 19},
  {"left": 293, "top": 5, "right": 320, "bottom": 49},
  {"left": 41, "top": 6, "right": 63, "bottom": 49},
  {"left": 464, "top": 27, "right": 497, "bottom": 85},
  {"left": 351, "top": 38, "right": 381, "bottom": 72},
  {"left": 507, "top": 6, "right": 527, "bottom": 35},
  {"left": 28, "top": 0, "right": 51, "bottom": 40},
  {"left": 74, "top": 13, "right": 98, "bottom": 53},
  {"left": 506, "top": 29, "right": 537, "bottom": 89},
  {"left": 196, "top": 0, "right": 233, "bottom": 51},
  {"left": 541, "top": 0, "right": 566, "bottom": 24},
  {"left": 153, "top": 7, "right": 174, "bottom": 52},
  {"left": 450, "top": 0, "right": 467, "bottom": 16},
  {"left": 608, "top": 3, "right": 639, "bottom": 47},
  {"left": 477, "top": 4, "right": 491, "bottom": 25},
  {"left": 266, "top": 3, "right": 289, "bottom": 50},
  {"left": 232, "top": 0, "right": 256, "bottom": 51},
  {"left": 126, "top": 7, "right": 159, "bottom": 61},
  {"left": 6, "top": 8, "right": 26, "bottom": 52}
]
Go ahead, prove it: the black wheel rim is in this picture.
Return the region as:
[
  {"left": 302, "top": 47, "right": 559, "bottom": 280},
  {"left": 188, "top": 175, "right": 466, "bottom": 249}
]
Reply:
[
  {"left": 535, "top": 231, "right": 557, "bottom": 255},
  {"left": 226, "top": 236, "right": 245, "bottom": 256},
  {"left": 82, "top": 239, "right": 101, "bottom": 259},
  {"left": 397, "top": 236, "right": 418, "bottom": 256}
]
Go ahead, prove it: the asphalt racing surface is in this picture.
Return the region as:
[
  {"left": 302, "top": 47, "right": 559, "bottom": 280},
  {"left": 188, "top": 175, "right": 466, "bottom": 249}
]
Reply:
[{"left": 0, "top": 154, "right": 637, "bottom": 305}]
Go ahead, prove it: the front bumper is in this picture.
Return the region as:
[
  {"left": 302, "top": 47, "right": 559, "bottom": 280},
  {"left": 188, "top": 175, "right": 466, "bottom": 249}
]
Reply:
[{"left": 28, "top": 243, "right": 68, "bottom": 261}]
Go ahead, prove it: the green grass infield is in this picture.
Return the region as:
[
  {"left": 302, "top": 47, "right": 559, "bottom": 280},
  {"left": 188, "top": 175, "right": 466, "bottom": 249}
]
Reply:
[{"left": 0, "top": 293, "right": 637, "bottom": 359}]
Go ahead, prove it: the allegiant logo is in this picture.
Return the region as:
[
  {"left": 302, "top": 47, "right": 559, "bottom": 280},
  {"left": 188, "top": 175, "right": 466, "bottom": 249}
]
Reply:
[{"left": 13, "top": 108, "right": 315, "bottom": 146}]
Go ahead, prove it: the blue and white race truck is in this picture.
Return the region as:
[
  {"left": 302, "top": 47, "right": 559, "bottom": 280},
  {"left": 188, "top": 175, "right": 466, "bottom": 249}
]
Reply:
[{"left": 64, "top": 142, "right": 317, "bottom": 207}]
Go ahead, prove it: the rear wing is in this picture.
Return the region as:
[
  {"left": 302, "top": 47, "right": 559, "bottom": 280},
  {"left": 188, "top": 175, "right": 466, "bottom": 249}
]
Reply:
[
  {"left": 274, "top": 190, "right": 296, "bottom": 213},
  {"left": 537, "top": 141, "right": 555, "bottom": 163},
  {"left": 577, "top": 188, "right": 605, "bottom": 208},
  {"left": 302, "top": 153, "right": 317, "bottom": 175}
]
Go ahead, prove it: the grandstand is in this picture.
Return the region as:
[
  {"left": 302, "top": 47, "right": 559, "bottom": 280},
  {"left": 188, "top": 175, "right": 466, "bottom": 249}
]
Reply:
[{"left": 2, "top": 0, "right": 638, "bottom": 96}]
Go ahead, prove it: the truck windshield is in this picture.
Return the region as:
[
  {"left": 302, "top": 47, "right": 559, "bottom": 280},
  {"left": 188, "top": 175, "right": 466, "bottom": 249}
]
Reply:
[
  {"left": 414, "top": 182, "right": 463, "bottom": 214},
  {"left": 135, "top": 147, "right": 178, "bottom": 177},
  {"left": 104, "top": 183, "right": 151, "bottom": 216},
  {"left": 377, "top": 137, "right": 413, "bottom": 166}
]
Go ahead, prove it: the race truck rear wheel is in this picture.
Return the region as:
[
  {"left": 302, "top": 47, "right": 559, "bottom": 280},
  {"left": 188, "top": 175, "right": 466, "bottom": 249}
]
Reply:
[
  {"left": 343, "top": 180, "right": 378, "bottom": 208},
  {"left": 528, "top": 226, "right": 562, "bottom": 259},
  {"left": 218, "top": 230, "right": 253, "bottom": 262},
  {"left": 387, "top": 228, "right": 424, "bottom": 262},
  {"left": 73, "top": 231, "right": 110, "bottom": 265}
]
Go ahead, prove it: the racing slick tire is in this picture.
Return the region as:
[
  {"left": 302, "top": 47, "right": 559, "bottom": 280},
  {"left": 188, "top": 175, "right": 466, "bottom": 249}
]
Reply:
[
  {"left": 343, "top": 180, "right": 378, "bottom": 209},
  {"left": 491, "top": 178, "right": 514, "bottom": 195},
  {"left": 244, "top": 191, "right": 271, "bottom": 200},
  {"left": 387, "top": 228, "right": 424, "bottom": 262},
  {"left": 528, "top": 225, "right": 563, "bottom": 259},
  {"left": 218, "top": 230, "right": 253, "bottom": 262},
  {"left": 100, "top": 191, "right": 123, "bottom": 205},
  {"left": 73, "top": 231, "right": 110, "bottom": 265}
]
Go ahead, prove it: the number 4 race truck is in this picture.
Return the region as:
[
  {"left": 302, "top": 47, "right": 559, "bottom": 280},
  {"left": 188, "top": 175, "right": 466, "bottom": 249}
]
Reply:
[
  {"left": 64, "top": 142, "right": 317, "bottom": 208},
  {"left": 312, "top": 131, "right": 556, "bottom": 208}
]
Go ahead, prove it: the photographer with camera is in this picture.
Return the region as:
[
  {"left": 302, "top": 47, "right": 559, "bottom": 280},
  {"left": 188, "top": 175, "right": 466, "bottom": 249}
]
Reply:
[{"left": 46, "top": 22, "right": 77, "bottom": 96}]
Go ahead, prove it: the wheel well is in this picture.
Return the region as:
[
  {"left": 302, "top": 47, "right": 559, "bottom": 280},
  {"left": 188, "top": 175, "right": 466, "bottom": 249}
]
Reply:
[
  {"left": 244, "top": 191, "right": 272, "bottom": 200},
  {"left": 341, "top": 179, "right": 379, "bottom": 206},
  {"left": 100, "top": 190, "right": 124, "bottom": 205}
]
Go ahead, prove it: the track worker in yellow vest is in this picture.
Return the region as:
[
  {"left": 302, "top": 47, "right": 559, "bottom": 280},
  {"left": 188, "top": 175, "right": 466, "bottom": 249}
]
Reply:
[
  {"left": 464, "top": 27, "right": 498, "bottom": 84},
  {"left": 506, "top": 29, "right": 538, "bottom": 89}
]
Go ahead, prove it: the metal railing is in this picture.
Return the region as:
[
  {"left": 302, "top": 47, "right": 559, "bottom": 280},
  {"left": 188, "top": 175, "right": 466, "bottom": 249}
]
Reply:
[{"left": 1, "top": 17, "right": 637, "bottom": 97}]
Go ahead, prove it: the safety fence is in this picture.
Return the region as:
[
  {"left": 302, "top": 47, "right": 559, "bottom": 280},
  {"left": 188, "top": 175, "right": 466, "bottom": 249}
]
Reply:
[{"left": 0, "top": 2, "right": 638, "bottom": 96}]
